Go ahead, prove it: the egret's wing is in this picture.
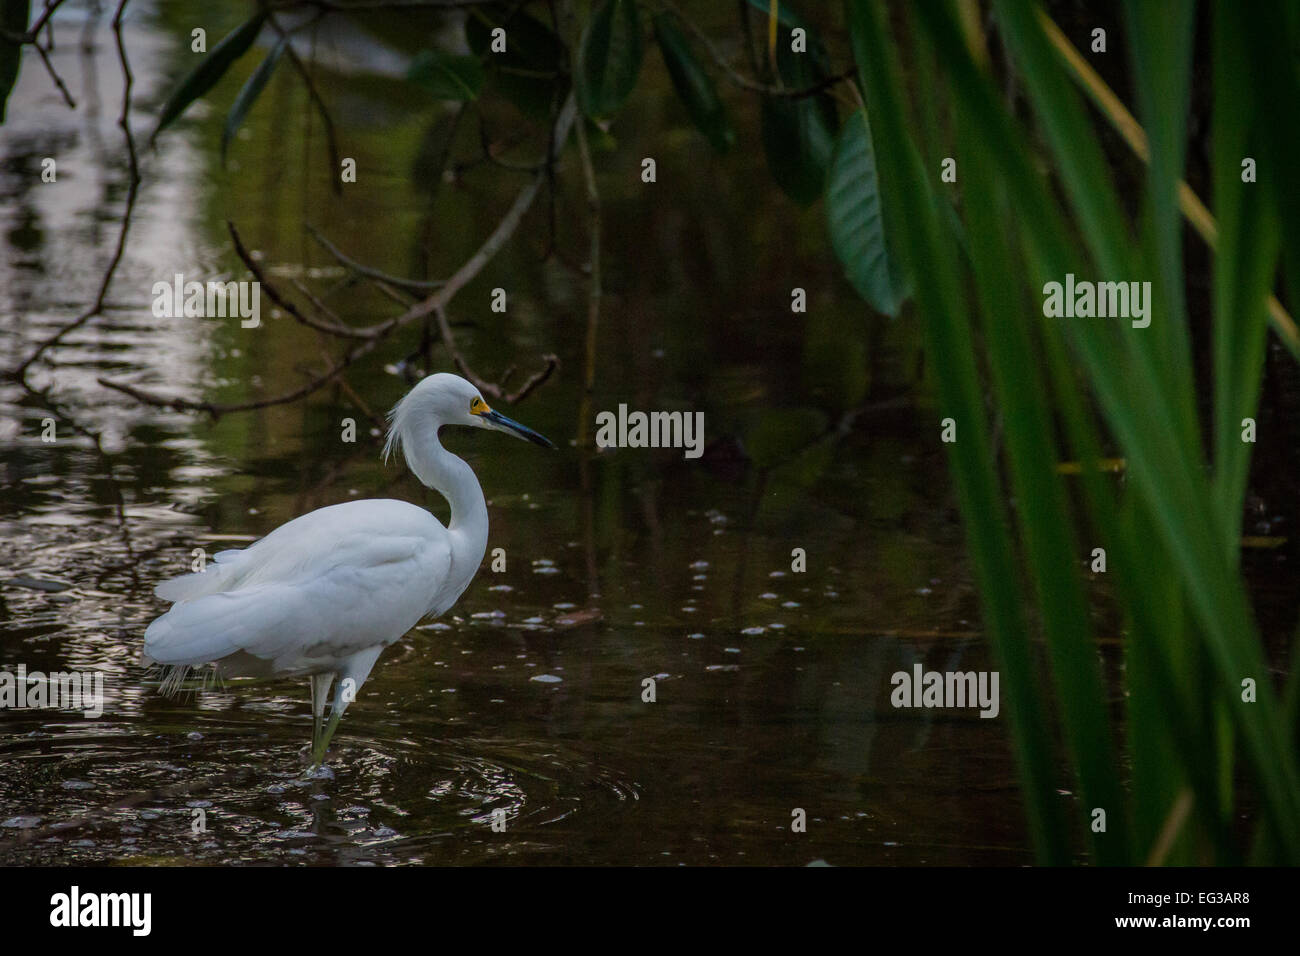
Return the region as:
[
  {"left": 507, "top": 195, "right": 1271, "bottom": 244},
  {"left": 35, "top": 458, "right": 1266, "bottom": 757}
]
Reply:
[
  {"left": 153, "top": 547, "right": 246, "bottom": 601},
  {"left": 154, "top": 500, "right": 444, "bottom": 601},
  {"left": 146, "top": 500, "right": 452, "bottom": 670}
]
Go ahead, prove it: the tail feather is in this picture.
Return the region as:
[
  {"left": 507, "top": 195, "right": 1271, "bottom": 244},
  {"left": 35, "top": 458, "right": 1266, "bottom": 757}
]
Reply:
[
  {"left": 153, "top": 548, "right": 246, "bottom": 602},
  {"left": 142, "top": 662, "right": 224, "bottom": 698}
]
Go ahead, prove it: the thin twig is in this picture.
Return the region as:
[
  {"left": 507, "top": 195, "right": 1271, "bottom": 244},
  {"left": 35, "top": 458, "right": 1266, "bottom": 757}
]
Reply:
[
  {"left": 1, "top": 0, "right": 69, "bottom": 43},
  {"left": 228, "top": 221, "right": 376, "bottom": 339},
  {"left": 306, "top": 224, "right": 445, "bottom": 293},
  {"left": 269, "top": 12, "right": 343, "bottom": 195},
  {"left": 430, "top": 303, "right": 557, "bottom": 402},
  {"left": 101, "top": 96, "right": 578, "bottom": 417},
  {"left": 98, "top": 335, "right": 378, "bottom": 420},
  {"left": 7, "top": 0, "right": 139, "bottom": 382},
  {"left": 373, "top": 93, "right": 579, "bottom": 335},
  {"left": 33, "top": 35, "right": 76, "bottom": 108}
]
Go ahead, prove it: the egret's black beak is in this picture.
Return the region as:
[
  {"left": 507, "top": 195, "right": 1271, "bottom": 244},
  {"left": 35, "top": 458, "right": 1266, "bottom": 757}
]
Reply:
[{"left": 482, "top": 408, "right": 556, "bottom": 449}]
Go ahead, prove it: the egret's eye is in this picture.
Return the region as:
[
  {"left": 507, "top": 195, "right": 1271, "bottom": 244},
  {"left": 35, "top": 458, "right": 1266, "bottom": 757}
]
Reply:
[{"left": 470, "top": 397, "right": 489, "bottom": 415}]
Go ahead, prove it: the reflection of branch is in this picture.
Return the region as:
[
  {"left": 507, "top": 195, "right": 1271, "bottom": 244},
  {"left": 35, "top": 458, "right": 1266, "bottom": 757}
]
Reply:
[
  {"left": 98, "top": 336, "right": 379, "bottom": 419},
  {"left": 7, "top": 0, "right": 140, "bottom": 383},
  {"left": 573, "top": 106, "right": 601, "bottom": 450}
]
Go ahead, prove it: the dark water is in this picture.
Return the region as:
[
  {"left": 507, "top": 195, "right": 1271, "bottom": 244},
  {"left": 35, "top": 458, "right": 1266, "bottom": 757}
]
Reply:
[{"left": 4, "top": 2, "right": 1282, "bottom": 867}]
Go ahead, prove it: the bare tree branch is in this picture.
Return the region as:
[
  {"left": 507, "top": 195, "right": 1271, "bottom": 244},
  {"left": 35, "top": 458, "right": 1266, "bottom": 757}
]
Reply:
[
  {"left": 1, "top": 0, "right": 70, "bottom": 44},
  {"left": 228, "top": 221, "right": 379, "bottom": 339},
  {"left": 99, "top": 94, "right": 578, "bottom": 418},
  {"left": 33, "top": 33, "right": 76, "bottom": 108},
  {"left": 306, "top": 223, "right": 445, "bottom": 293},
  {"left": 98, "top": 333, "right": 380, "bottom": 420},
  {"left": 430, "top": 303, "right": 557, "bottom": 403}
]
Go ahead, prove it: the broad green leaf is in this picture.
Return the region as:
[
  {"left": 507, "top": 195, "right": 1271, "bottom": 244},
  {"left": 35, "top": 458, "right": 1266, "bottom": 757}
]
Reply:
[
  {"left": 1211, "top": 1, "right": 1280, "bottom": 539},
  {"left": 652, "top": 13, "right": 733, "bottom": 153},
  {"left": 221, "top": 36, "right": 286, "bottom": 164},
  {"left": 758, "top": 2, "right": 838, "bottom": 204},
  {"left": 761, "top": 95, "right": 836, "bottom": 204},
  {"left": 0, "top": 0, "right": 28, "bottom": 124},
  {"left": 466, "top": 3, "right": 567, "bottom": 120},
  {"left": 467, "top": 3, "right": 563, "bottom": 69},
  {"left": 408, "top": 49, "right": 484, "bottom": 101},
  {"left": 826, "top": 107, "right": 906, "bottom": 316},
  {"left": 152, "top": 13, "right": 267, "bottom": 144},
  {"left": 577, "top": 0, "right": 643, "bottom": 118}
]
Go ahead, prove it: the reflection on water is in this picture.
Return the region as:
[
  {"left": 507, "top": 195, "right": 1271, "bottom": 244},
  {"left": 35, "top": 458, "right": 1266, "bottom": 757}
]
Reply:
[{"left": 0, "top": 2, "right": 1105, "bottom": 865}]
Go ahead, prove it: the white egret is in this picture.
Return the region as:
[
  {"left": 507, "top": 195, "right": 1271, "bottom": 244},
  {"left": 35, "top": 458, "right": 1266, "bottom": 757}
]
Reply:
[{"left": 142, "top": 373, "right": 554, "bottom": 766}]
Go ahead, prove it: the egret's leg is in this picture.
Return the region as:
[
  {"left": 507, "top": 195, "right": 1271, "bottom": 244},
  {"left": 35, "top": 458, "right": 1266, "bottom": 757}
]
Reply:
[
  {"left": 312, "top": 707, "right": 345, "bottom": 767},
  {"left": 310, "top": 648, "right": 382, "bottom": 768},
  {"left": 308, "top": 672, "right": 335, "bottom": 762}
]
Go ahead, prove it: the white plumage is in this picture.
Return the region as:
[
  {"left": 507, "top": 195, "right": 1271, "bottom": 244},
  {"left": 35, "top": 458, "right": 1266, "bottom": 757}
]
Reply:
[{"left": 142, "top": 373, "right": 554, "bottom": 766}]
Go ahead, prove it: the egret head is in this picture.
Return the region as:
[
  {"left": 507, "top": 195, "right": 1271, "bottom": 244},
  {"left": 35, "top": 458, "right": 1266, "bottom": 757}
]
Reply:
[{"left": 384, "top": 372, "right": 555, "bottom": 464}]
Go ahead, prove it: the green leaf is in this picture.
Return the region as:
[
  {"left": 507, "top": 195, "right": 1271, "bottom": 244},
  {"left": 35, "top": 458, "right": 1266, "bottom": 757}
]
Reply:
[
  {"left": 466, "top": 3, "right": 567, "bottom": 120},
  {"left": 761, "top": 95, "right": 836, "bottom": 204},
  {"left": 467, "top": 3, "right": 564, "bottom": 70},
  {"left": 0, "top": 0, "right": 29, "bottom": 124},
  {"left": 408, "top": 49, "right": 484, "bottom": 101},
  {"left": 577, "top": 0, "right": 643, "bottom": 119},
  {"left": 221, "top": 36, "right": 286, "bottom": 164},
  {"left": 826, "top": 107, "right": 907, "bottom": 316},
  {"left": 152, "top": 13, "right": 267, "bottom": 144},
  {"left": 1210, "top": 0, "right": 1282, "bottom": 541},
  {"left": 652, "top": 13, "right": 733, "bottom": 153},
  {"left": 757, "top": 3, "right": 838, "bottom": 204}
]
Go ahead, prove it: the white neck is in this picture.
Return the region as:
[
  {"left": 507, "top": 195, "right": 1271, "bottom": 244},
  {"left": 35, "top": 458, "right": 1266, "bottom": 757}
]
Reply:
[{"left": 401, "top": 425, "right": 489, "bottom": 574}]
